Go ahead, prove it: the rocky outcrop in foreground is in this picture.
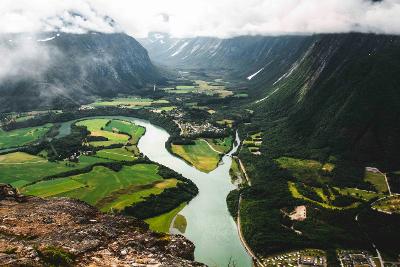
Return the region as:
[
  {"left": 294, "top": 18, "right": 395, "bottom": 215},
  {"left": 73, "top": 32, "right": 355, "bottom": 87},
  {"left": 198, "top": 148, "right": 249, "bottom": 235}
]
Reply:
[{"left": 0, "top": 184, "right": 204, "bottom": 266}]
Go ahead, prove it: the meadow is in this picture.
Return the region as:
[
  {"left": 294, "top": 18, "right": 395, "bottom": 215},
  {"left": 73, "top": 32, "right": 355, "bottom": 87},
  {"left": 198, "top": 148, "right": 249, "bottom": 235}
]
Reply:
[
  {"left": 372, "top": 195, "right": 400, "bottom": 214},
  {"left": 76, "top": 118, "right": 144, "bottom": 147},
  {"left": 205, "top": 136, "right": 233, "bottom": 154},
  {"left": 364, "top": 170, "right": 388, "bottom": 193},
  {"left": 145, "top": 202, "right": 187, "bottom": 233},
  {"left": 171, "top": 139, "right": 221, "bottom": 173},
  {"left": 0, "top": 124, "right": 52, "bottom": 149},
  {"left": 95, "top": 147, "right": 137, "bottom": 161},
  {"left": 22, "top": 164, "right": 178, "bottom": 213},
  {"left": 0, "top": 152, "right": 109, "bottom": 187},
  {"left": 89, "top": 97, "right": 169, "bottom": 109},
  {"left": 275, "top": 156, "right": 334, "bottom": 184},
  {"left": 165, "top": 80, "right": 233, "bottom": 97}
]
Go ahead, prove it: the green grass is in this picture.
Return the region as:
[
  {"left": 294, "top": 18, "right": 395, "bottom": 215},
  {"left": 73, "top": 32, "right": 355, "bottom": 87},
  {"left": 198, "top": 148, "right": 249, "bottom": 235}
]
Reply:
[
  {"left": 372, "top": 195, "right": 400, "bottom": 214},
  {"left": 76, "top": 119, "right": 144, "bottom": 147},
  {"left": 89, "top": 97, "right": 168, "bottom": 109},
  {"left": 103, "top": 120, "right": 145, "bottom": 144},
  {"left": 145, "top": 202, "right": 186, "bottom": 233},
  {"left": 336, "top": 187, "right": 382, "bottom": 201},
  {"left": 364, "top": 171, "right": 388, "bottom": 193},
  {"left": 171, "top": 139, "right": 221, "bottom": 173},
  {"left": 288, "top": 182, "right": 359, "bottom": 210},
  {"left": 276, "top": 157, "right": 334, "bottom": 184},
  {"left": 53, "top": 164, "right": 163, "bottom": 207},
  {"left": 0, "top": 124, "right": 52, "bottom": 149},
  {"left": 0, "top": 152, "right": 109, "bottom": 186},
  {"left": 21, "top": 164, "right": 176, "bottom": 212},
  {"left": 173, "top": 214, "right": 187, "bottom": 234},
  {"left": 206, "top": 136, "right": 233, "bottom": 154},
  {"left": 100, "top": 178, "right": 178, "bottom": 212},
  {"left": 95, "top": 148, "right": 137, "bottom": 161},
  {"left": 176, "top": 85, "right": 195, "bottom": 90},
  {"left": 22, "top": 178, "right": 86, "bottom": 197}
]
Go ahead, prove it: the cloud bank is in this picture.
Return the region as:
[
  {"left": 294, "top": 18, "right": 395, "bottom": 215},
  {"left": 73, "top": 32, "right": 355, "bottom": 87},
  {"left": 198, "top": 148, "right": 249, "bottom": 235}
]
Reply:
[{"left": 0, "top": 0, "right": 400, "bottom": 38}]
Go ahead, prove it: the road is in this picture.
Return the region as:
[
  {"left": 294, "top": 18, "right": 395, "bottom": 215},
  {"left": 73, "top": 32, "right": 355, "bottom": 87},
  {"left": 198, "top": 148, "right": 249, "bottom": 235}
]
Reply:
[
  {"left": 200, "top": 139, "right": 223, "bottom": 154},
  {"left": 235, "top": 157, "right": 252, "bottom": 186}
]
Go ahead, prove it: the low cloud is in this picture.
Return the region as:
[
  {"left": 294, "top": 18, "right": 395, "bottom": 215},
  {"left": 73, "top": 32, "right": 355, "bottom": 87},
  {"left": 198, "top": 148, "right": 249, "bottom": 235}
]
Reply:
[
  {"left": 0, "top": 0, "right": 400, "bottom": 38},
  {"left": 0, "top": 35, "right": 52, "bottom": 82}
]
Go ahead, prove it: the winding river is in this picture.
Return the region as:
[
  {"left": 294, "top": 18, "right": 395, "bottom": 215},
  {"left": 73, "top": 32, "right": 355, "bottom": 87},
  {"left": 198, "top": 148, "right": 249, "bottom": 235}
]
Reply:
[{"left": 55, "top": 116, "right": 253, "bottom": 266}]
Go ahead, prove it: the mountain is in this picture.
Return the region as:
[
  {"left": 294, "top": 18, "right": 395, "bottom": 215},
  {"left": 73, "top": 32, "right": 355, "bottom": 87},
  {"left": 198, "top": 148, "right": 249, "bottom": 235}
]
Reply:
[
  {"left": 0, "top": 184, "right": 204, "bottom": 266},
  {"left": 139, "top": 33, "right": 315, "bottom": 81},
  {"left": 142, "top": 32, "right": 400, "bottom": 169},
  {"left": 0, "top": 32, "right": 163, "bottom": 112},
  {"left": 251, "top": 33, "right": 400, "bottom": 169}
]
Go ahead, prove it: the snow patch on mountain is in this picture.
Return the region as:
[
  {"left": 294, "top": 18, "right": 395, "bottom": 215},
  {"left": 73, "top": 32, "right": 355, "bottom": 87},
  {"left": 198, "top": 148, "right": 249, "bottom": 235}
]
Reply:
[{"left": 247, "top": 67, "right": 264, "bottom": 80}]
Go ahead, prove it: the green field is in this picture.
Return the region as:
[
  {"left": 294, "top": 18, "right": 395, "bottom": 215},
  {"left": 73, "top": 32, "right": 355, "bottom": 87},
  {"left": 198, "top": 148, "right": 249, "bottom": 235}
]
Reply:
[
  {"left": 364, "top": 170, "right": 388, "bottom": 193},
  {"left": 372, "top": 195, "right": 400, "bottom": 214},
  {"left": 337, "top": 187, "right": 382, "bottom": 201},
  {"left": 89, "top": 97, "right": 169, "bottom": 109},
  {"left": 22, "top": 164, "right": 177, "bottom": 212},
  {"left": 0, "top": 124, "right": 52, "bottom": 149},
  {"left": 76, "top": 118, "right": 144, "bottom": 147},
  {"left": 100, "top": 178, "right": 178, "bottom": 212},
  {"left": 205, "top": 136, "right": 233, "bottom": 154},
  {"left": 0, "top": 152, "right": 109, "bottom": 187},
  {"left": 166, "top": 80, "right": 233, "bottom": 97},
  {"left": 95, "top": 147, "right": 137, "bottom": 161},
  {"left": 145, "top": 202, "right": 187, "bottom": 233},
  {"left": 288, "top": 182, "right": 359, "bottom": 210},
  {"left": 276, "top": 157, "right": 334, "bottom": 184},
  {"left": 171, "top": 139, "right": 222, "bottom": 173}
]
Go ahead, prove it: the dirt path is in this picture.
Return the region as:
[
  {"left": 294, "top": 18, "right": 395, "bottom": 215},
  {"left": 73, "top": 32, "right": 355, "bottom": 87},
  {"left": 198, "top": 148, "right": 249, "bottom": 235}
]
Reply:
[
  {"left": 0, "top": 160, "right": 47, "bottom": 165},
  {"left": 236, "top": 157, "right": 252, "bottom": 186},
  {"left": 200, "top": 139, "right": 223, "bottom": 154},
  {"left": 99, "top": 151, "right": 136, "bottom": 158}
]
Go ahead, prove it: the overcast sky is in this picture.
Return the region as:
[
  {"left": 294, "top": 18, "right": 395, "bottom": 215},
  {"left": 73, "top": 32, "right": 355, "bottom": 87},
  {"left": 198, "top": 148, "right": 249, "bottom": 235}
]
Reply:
[{"left": 1, "top": 0, "right": 400, "bottom": 38}]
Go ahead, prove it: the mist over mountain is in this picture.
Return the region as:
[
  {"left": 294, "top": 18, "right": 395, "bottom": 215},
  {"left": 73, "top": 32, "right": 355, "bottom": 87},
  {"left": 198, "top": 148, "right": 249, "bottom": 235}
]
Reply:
[{"left": 0, "top": 32, "right": 162, "bottom": 112}]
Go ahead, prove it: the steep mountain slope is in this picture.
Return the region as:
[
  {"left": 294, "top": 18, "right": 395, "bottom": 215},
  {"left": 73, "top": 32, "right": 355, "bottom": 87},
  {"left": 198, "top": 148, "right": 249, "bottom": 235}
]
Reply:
[
  {"left": 140, "top": 33, "right": 315, "bottom": 82},
  {"left": 0, "top": 32, "right": 163, "bottom": 112},
  {"left": 252, "top": 33, "right": 400, "bottom": 169},
  {"left": 143, "top": 32, "right": 400, "bottom": 168}
]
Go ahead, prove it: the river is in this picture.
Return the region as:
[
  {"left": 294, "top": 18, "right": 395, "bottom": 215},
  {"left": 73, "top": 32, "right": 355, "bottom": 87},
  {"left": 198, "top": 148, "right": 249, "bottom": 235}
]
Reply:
[{"left": 58, "top": 116, "right": 253, "bottom": 267}]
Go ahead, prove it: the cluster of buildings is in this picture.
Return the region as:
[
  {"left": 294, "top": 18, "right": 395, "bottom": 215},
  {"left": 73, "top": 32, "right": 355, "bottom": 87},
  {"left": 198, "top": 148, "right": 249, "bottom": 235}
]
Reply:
[
  {"left": 262, "top": 251, "right": 326, "bottom": 267},
  {"left": 337, "top": 251, "right": 376, "bottom": 267},
  {"left": 167, "top": 108, "right": 225, "bottom": 137}
]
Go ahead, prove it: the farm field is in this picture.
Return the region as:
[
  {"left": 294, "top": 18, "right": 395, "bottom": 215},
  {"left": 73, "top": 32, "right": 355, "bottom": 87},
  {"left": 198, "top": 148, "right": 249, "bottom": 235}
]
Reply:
[
  {"left": 205, "top": 136, "right": 233, "bottom": 154},
  {"left": 0, "top": 152, "right": 110, "bottom": 187},
  {"left": 165, "top": 80, "right": 233, "bottom": 97},
  {"left": 0, "top": 124, "right": 52, "bottom": 149},
  {"left": 288, "top": 182, "right": 360, "bottom": 210},
  {"left": 171, "top": 139, "right": 222, "bottom": 173},
  {"left": 364, "top": 170, "right": 388, "bottom": 193},
  {"left": 145, "top": 202, "right": 187, "bottom": 233},
  {"left": 372, "top": 195, "right": 400, "bottom": 214},
  {"left": 22, "top": 164, "right": 178, "bottom": 212},
  {"left": 95, "top": 147, "right": 137, "bottom": 161},
  {"left": 76, "top": 118, "right": 144, "bottom": 147},
  {"left": 275, "top": 156, "right": 334, "bottom": 184},
  {"left": 89, "top": 97, "right": 169, "bottom": 109},
  {"left": 337, "top": 187, "right": 382, "bottom": 201},
  {"left": 100, "top": 178, "right": 178, "bottom": 212}
]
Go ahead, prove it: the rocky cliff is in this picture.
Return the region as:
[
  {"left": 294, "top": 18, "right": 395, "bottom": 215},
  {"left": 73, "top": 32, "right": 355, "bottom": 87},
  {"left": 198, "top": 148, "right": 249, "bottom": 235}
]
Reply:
[{"left": 0, "top": 184, "right": 204, "bottom": 266}]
